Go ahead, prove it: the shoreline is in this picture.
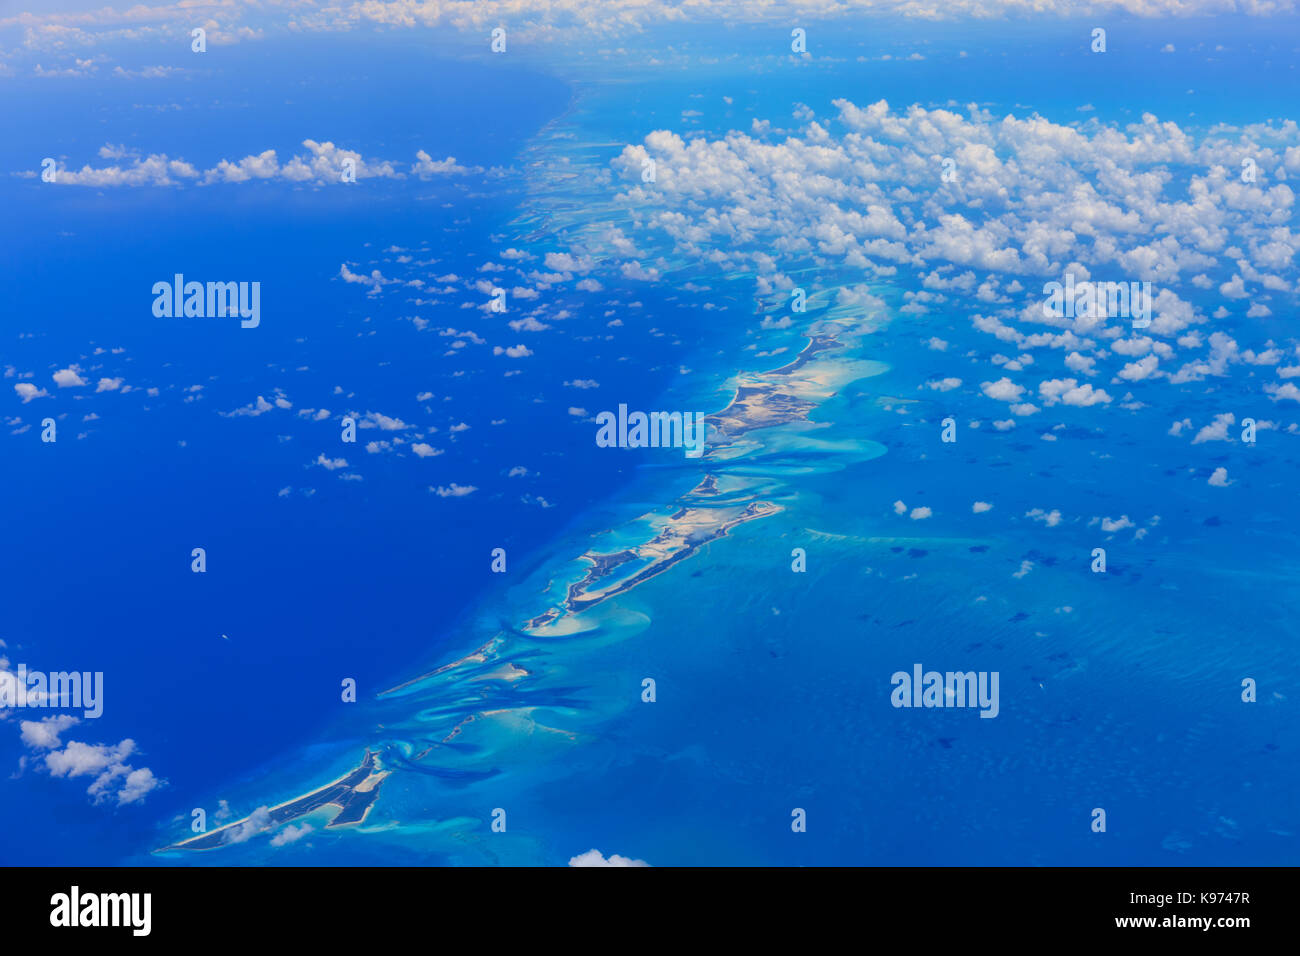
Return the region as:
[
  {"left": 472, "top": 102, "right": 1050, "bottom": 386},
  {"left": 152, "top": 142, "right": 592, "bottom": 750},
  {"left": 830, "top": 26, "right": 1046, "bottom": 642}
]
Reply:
[{"left": 158, "top": 321, "right": 877, "bottom": 852}]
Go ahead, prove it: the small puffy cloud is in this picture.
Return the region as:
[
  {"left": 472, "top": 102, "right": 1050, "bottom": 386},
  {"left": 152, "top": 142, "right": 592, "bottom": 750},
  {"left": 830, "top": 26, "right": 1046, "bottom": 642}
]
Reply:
[
  {"left": 222, "top": 396, "right": 274, "bottom": 417},
  {"left": 1064, "top": 352, "right": 1096, "bottom": 376},
  {"left": 53, "top": 366, "right": 87, "bottom": 388},
  {"left": 1116, "top": 356, "right": 1159, "bottom": 382},
  {"left": 972, "top": 501, "right": 993, "bottom": 513},
  {"left": 1267, "top": 382, "right": 1300, "bottom": 402},
  {"left": 1208, "top": 467, "right": 1231, "bottom": 487},
  {"left": 568, "top": 848, "right": 649, "bottom": 867},
  {"left": 19, "top": 714, "right": 79, "bottom": 750},
  {"left": 14, "top": 383, "right": 49, "bottom": 403},
  {"left": 1039, "top": 379, "right": 1111, "bottom": 407},
  {"left": 910, "top": 506, "right": 932, "bottom": 520},
  {"left": 1220, "top": 274, "right": 1248, "bottom": 299},
  {"left": 202, "top": 149, "right": 281, "bottom": 184},
  {"left": 270, "top": 823, "right": 313, "bottom": 847},
  {"left": 223, "top": 807, "right": 273, "bottom": 844},
  {"left": 509, "top": 316, "right": 550, "bottom": 332},
  {"left": 1026, "top": 508, "right": 1062, "bottom": 527},
  {"left": 117, "top": 767, "right": 161, "bottom": 806},
  {"left": 412, "top": 151, "right": 478, "bottom": 177},
  {"left": 980, "top": 378, "right": 1024, "bottom": 402},
  {"left": 493, "top": 345, "right": 534, "bottom": 358},
  {"left": 36, "top": 734, "right": 162, "bottom": 806},
  {"left": 544, "top": 252, "right": 595, "bottom": 273},
  {"left": 620, "top": 260, "right": 659, "bottom": 281},
  {"left": 1192, "top": 413, "right": 1234, "bottom": 443},
  {"left": 50, "top": 738, "right": 131, "bottom": 787},
  {"left": 361, "top": 411, "right": 409, "bottom": 431},
  {"left": 339, "top": 263, "right": 395, "bottom": 296},
  {"left": 431, "top": 483, "right": 477, "bottom": 497}
]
